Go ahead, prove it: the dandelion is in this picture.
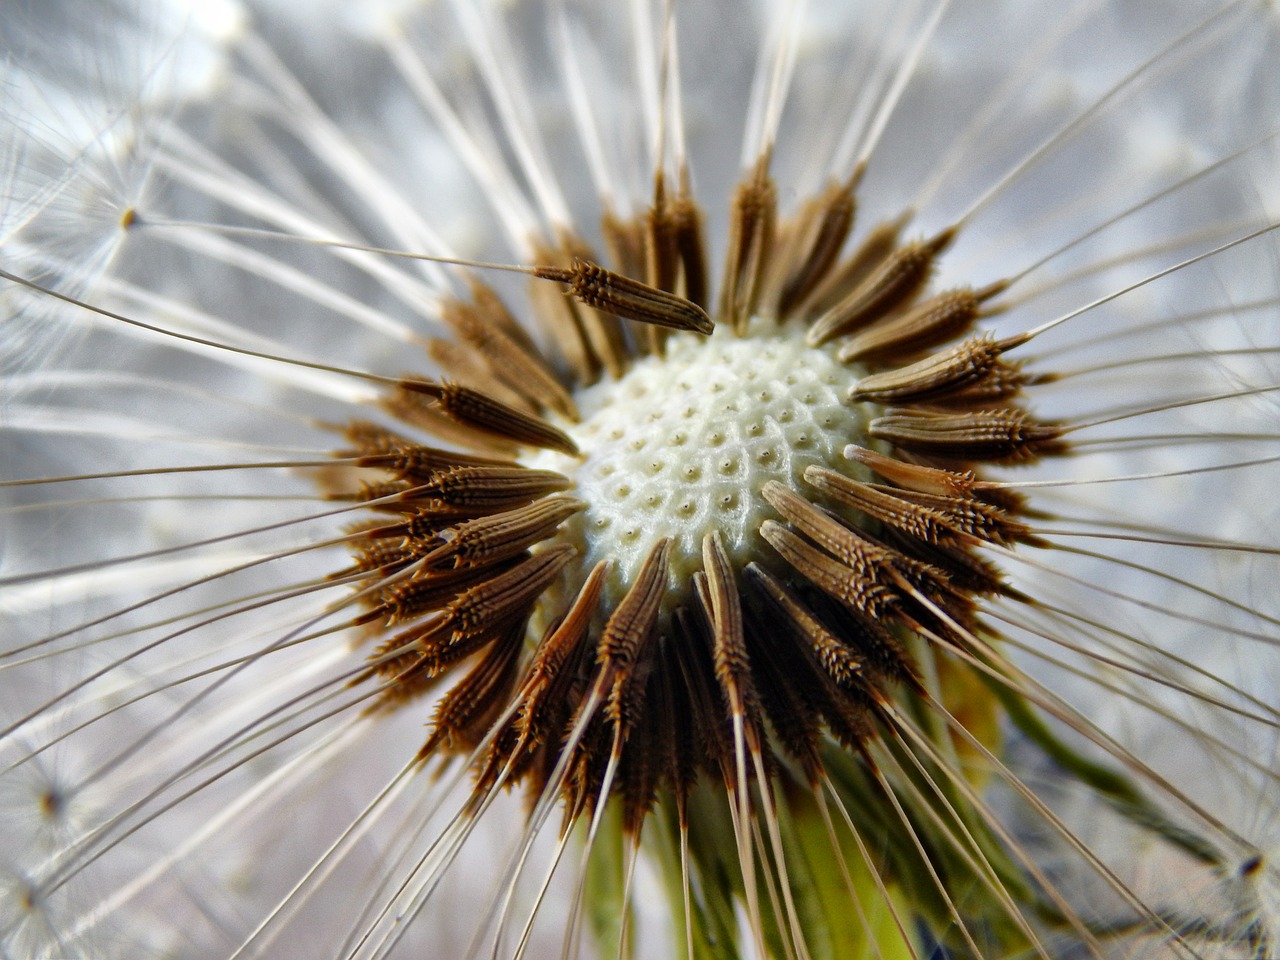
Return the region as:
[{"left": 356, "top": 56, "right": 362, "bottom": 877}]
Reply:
[{"left": 2, "top": 1, "right": 1280, "bottom": 958}]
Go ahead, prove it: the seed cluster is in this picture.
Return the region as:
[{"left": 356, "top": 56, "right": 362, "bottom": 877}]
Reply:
[
  {"left": 328, "top": 157, "right": 1064, "bottom": 849},
  {"left": 530, "top": 324, "right": 870, "bottom": 593}
]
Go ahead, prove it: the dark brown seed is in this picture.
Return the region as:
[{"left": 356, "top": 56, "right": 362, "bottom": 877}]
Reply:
[
  {"left": 672, "top": 187, "right": 709, "bottom": 311},
  {"left": 422, "top": 495, "right": 585, "bottom": 569},
  {"left": 414, "top": 465, "right": 571, "bottom": 511},
  {"left": 763, "top": 484, "right": 950, "bottom": 615},
  {"left": 408, "top": 546, "right": 577, "bottom": 676},
  {"left": 745, "top": 564, "right": 866, "bottom": 694},
  {"left": 804, "top": 465, "right": 1033, "bottom": 548},
  {"left": 881, "top": 529, "right": 1012, "bottom": 599},
  {"left": 338, "top": 533, "right": 425, "bottom": 578},
  {"left": 807, "top": 226, "right": 957, "bottom": 346},
  {"left": 419, "top": 617, "right": 526, "bottom": 757},
  {"left": 439, "top": 295, "right": 578, "bottom": 419},
  {"left": 354, "top": 445, "right": 511, "bottom": 479},
  {"left": 760, "top": 519, "right": 897, "bottom": 622},
  {"left": 380, "top": 384, "right": 514, "bottom": 454},
  {"left": 869, "top": 408, "right": 1066, "bottom": 463},
  {"left": 776, "top": 169, "right": 861, "bottom": 319},
  {"left": 701, "top": 532, "right": 765, "bottom": 739},
  {"left": 598, "top": 538, "right": 672, "bottom": 676},
  {"left": 796, "top": 214, "right": 908, "bottom": 320},
  {"left": 848, "top": 333, "right": 1030, "bottom": 405},
  {"left": 837, "top": 281, "right": 1007, "bottom": 364},
  {"left": 621, "top": 645, "right": 676, "bottom": 833},
  {"left": 536, "top": 258, "right": 714, "bottom": 336},
  {"left": 670, "top": 607, "right": 733, "bottom": 776},
  {"left": 717, "top": 152, "right": 777, "bottom": 334},
  {"left": 443, "top": 545, "right": 576, "bottom": 639},
  {"left": 354, "top": 557, "right": 524, "bottom": 627},
  {"left": 398, "top": 379, "right": 579, "bottom": 456},
  {"left": 743, "top": 611, "right": 826, "bottom": 779}
]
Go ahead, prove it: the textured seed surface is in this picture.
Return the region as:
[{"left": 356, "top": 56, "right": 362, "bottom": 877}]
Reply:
[{"left": 525, "top": 321, "right": 872, "bottom": 599}]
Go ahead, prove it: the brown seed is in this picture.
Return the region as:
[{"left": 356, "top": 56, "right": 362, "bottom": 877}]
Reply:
[
  {"left": 426, "top": 337, "right": 534, "bottom": 414},
  {"left": 555, "top": 235, "right": 634, "bottom": 378},
  {"left": 775, "top": 169, "right": 861, "bottom": 319},
  {"left": 670, "top": 606, "right": 734, "bottom": 777},
  {"left": 466, "top": 276, "right": 542, "bottom": 355},
  {"left": 742, "top": 609, "right": 826, "bottom": 779},
  {"left": 672, "top": 188, "right": 709, "bottom": 311},
  {"left": 526, "top": 252, "right": 602, "bottom": 385},
  {"left": 512, "top": 561, "right": 610, "bottom": 749},
  {"left": 644, "top": 172, "right": 680, "bottom": 296},
  {"left": 717, "top": 152, "right": 777, "bottom": 334},
  {"left": 744, "top": 563, "right": 864, "bottom": 693},
  {"left": 837, "top": 281, "right": 1006, "bottom": 363},
  {"left": 843, "top": 443, "right": 979, "bottom": 498},
  {"left": 803, "top": 465, "right": 1035, "bottom": 548},
  {"left": 362, "top": 636, "right": 445, "bottom": 709},
  {"left": 355, "top": 557, "right": 523, "bottom": 627},
  {"left": 700, "top": 532, "right": 766, "bottom": 740},
  {"left": 399, "top": 379, "right": 579, "bottom": 456},
  {"left": 406, "top": 545, "right": 577, "bottom": 676},
  {"left": 337, "top": 420, "right": 418, "bottom": 458},
  {"left": 419, "top": 617, "right": 526, "bottom": 757},
  {"left": 601, "top": 209, "right": 648, "bottom": 282},
  {"left": 760, "top": 518, "right": 898, "bottom": 622},
  {"left": 807, "top": 226, "right": 957, "bottom": 346},
  {"left": 442, "top": 545, "right": 576, "bottom": 639},
  {"left": 422, "top": 495, "right": 585, "bottom": 569},
  {"left": 598, "top": 538, "right": 672, "bottom": 675},
  {"left": 620, "top": 645, "right": 675, "bottom": 833},
  {"left": 796, "top": 214, "right": 908, "bottom": 320},
  {"left": 536, "top": 258, "right": 714, "bottom": 336},
  {"left": 869, "top": 408, "right": 1066, "bottom": 463},
  {"left": 326, "top": 477, "right": 414, "bottom": 507},
  {"left": 415, "top": 465, "right": 571, "bottom": 511},
  {"left": 764, "top": 483, "right": 947, "bottom": 606},
  {"left": 379, "top": 387, "right": 520, "bottom": 455},
  {"left": 848, "top": 333, "right": 1029, "bottom": 405},
  {"left": 354, "top": 444, "right": 510, "bottom": 479},
  {"left": 439, "top": 295, "right": 578, "bottom": 419}
]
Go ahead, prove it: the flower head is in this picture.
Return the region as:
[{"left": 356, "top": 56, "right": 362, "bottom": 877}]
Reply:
[{"left": 3, "top": 1, "right": 1280, "bottom": 958}]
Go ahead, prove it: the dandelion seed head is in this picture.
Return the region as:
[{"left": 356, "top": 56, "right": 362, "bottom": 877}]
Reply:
[{"left": 4, "top": 1, "right": 1280, "bottom": 958}]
